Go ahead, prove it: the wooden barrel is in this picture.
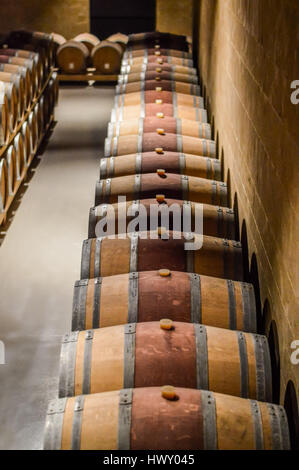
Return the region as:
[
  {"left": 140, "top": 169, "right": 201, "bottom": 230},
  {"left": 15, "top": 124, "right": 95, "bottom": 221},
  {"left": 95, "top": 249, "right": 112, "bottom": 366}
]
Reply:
[
  {"left": 51, "top": 33, "right": 66, "bottom": 67},
  {"left": 0, "top": 50, "right": 39, "bottom": 96},
  {"left": 105, "top": 133, "right": 215, "bottom": 158},
  {"left": 89, "top": 198, "right": 235, "bottom": 239},
  {"left": 28, "top": 110, "right": 38, "bottom": 154},
  {"left": 0, "top": 158, "right": 7, "bottom": 212},
  {"left": 80, "top": 232, "right": 243, "bottom": 281},
  {"left": 59, "top": 322, "right": 272, "bottom": 401},
  {"left": 34, "top": 101, "right": 42, "bottom": 141},
  {"left": 13, "top": 132, "right": 25, "bottom": 179},
  {"left": 99, "top": 151, "right": 221, "bottom": 180},
  {"left": 108, "top": 117, "right": 211, "bottom": 140},
  {"left": 73, "top": 33, "right": 100, "bottom": 53},
  {"left": 57, "top": 40, "right": 89, "bottom": 74},
  {"left": 127, "top": 32, "right": 189, "bottom": 51},
  {"left": 119, "top": 71, "right": 198, "bottom": 85},
  {"left": 0, "top": 80, "right": 18, "bottom": 131},
  {"left": 21, "top": 120, "right": 32, "bottom": 166},
  {"left": 72, "top": 269, "right": 256, "bottom": 332},
  {"left": 124, "top": 47, "right": 192, "bottom": 60},
  {"left": 44, "top": 387, "right": 290, "bottom": 450},
  {"left": 95, "top": 173, "right": 226, "bottom": 206},
  {"left": 121, "top": 63, "right": 197, "bottom": 76},
  {"left": 91, "top": 41, "right": 123, "bottom": 74},
  {"left": 106, "top": 33, "right": 128, "bottom": 52},
  {"left": 116, "top": 80, "right": 200, "bottom": 95},
  {"left": 111, "top": 103, "right": 207, "bottom": 123},
  {"left": 0, "top": 62, "right": 31, "bottom": 115},
  {"left": 0, "top": 71, "right": 27, "bottom": 116},
  {"left": 123, "top": 55, "right": 193, "bottom": 69},
  {"left": 114, "top": 91, "right": 203, "bottom": 109},
  {"left": 0, "top": 90, "right": 8, "bottom": 145},
  {"left": 5, "top": 145, "right": 16, "bottom": 195}
]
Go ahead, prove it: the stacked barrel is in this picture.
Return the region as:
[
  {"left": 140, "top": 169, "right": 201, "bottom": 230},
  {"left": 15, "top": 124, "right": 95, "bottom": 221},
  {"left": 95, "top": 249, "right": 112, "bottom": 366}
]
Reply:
[
  {"left": 43, "top": 32, "right": 290, "bottom": 450},
  {"left": 0, "top": 31, "right": 58, "bottom": 222}
]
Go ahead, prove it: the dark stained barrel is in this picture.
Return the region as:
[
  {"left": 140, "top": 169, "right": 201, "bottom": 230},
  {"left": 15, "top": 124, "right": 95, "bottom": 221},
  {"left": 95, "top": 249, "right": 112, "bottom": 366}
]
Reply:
[{"left": 57, "top": 40, "right": 89, "bottom": 74}]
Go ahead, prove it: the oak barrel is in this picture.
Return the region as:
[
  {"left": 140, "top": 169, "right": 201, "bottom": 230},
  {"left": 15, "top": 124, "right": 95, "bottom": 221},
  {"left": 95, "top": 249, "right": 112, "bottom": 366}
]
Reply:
[
  {"left": 99, "top": 151, "right": 220, "bottom": 180},
  {"left": 0, "top": 80, "right": 18, "bottom": 131},
  {"left": 104, "top": 133, "right": 215, "bottom": 158},
  {"left": 122, "top": 55, "right": 193, "bottom": 68},
  {"left": 73, "top": 33, "right": 100, "bottom": 53},
  {"left": 114, "top": 91, "right": 204, "bottom": 108},
  {"left": 123, "top": 48, "right": 192, "bottom": 60},
  {"left": 91, "top": 41, "right": 123, "bottom": 74},
  {"left": 88, "top": 198, "right": 234, "bottom": 239},
  {"left": 116, "top": 80, "right": 200, "bottom": 95},
  {"left": 0, "top": 70, "right": 26, "bottom": 117},
  {"left": 57, "top": 40, "right": 89, "bottom": 74},
  {"left": 0, "top": 62, "right": 31, "bottom": 115},
  {"left": 0, "top": 158, "right": 7, "bottom": 212},
  {"left": 43, "top": 387, "right": 290, "bottom": 450},
  {"left": 118, "top": 71, "right": 198, "bottom": 85},
  {"left": 72, "top": 270, "right": 256, "bottom": 332},
  {"left": 0, "top": 50, "right": 39, "bottom": 95},
  {"left": 127, "top": 32, "right": 189, "bottom": 51},
  {"left": 0, "top": 90, "right": 8, "bottom": 144},
  {"left": 106, "top": 33, "right": 128, "bottom": 52},
  {"left": 95, "top": 173, "right": 227, "bottom": 206},
  {"left": 13, "top": 132, "right": 25, "bottom": 179},
  {"left": 107, "top": 117, "right": 211, "bottom": 140},
  {"left": 121, "top": 63, "right": 197, "bottom": 76},
  {"left": 111, "top": 103, "right": 207, "bottom": 122},
  {"left": 80, "top": 232, "right": 243, "bottom": 281}
]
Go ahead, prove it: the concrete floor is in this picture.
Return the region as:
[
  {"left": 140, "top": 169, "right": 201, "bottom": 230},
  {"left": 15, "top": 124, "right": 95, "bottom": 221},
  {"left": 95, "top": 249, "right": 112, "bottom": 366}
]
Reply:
[{"left": 0, "top": 86, "right": 115, "bottom": 450}]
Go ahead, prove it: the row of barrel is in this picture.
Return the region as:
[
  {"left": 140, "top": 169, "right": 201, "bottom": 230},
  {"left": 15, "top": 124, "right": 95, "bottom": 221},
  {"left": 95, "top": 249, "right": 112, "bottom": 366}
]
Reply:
[
  {"left": 43, "top": 31, "right": 290, "bottom": 450},
  {"left": 54, "top": 32, "right": 128, "bottom": 75}
]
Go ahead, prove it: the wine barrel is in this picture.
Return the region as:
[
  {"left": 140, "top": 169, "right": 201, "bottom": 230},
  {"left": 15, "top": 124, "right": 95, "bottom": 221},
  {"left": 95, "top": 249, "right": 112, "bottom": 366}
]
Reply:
[
  {"left": 6, "top": 145, "right": 16, "bottom": 195},
  {"left": 0, "top": 90, "right": 8, "bottom": 144},
  {"left": 21, "top": 120, "right": 32, "bottom": 166},
  {"left": 59, "top": 322, "right": 271, "bottom": 401},
  {"left": 121, "top": 63, "right": 197, "bottom": 76},
  {"left": 95, "top": 173, "right": 227, "bottom": 206},
  {"left": 122, "top": 54, "right": 193, "bottom": 68},
  {"left": 0, "top": 50, "right": 39, "bottom": 95},
  {"left": 72, "top": 270, "right": 256, "bottom": 332},
  {"left": 44, "top": 387, "right": 290, "bottom": 450},
  {"left": 111, "top": 103, "right": 207, "bottom": 122},
  {"left": 0, "top": 80, "right": 18, "bottom": 131},
  {"left": 88, "top": 198, "right": 235, "bottom": 239},
  {"left": 28, "top": 110, "right": 38, "bottom": 154},
  {"left": 91, "top": 41, "right": 123, "bottom": 74},
  {"left": 99, "top": 152, "right": 220, "bottom": 180},
  {"left": 51, "top": 33, "right": 66, "bottom": 67},
  {"left": 116, "top": 80, "right": 200, "bottom": 95},
  {"left": 80, "top": 232, "right": 243, "bottom": 281},
  {"left": 124, "top": 47, "right": 192, "bottom": 60},
  {"left": 0, "top": 71, "right": 26, "bottom": 116},
  {"left": 119, "top": 71, "right": 198, "bottom": 85},
  {"left": 0, "top": 158, "right": 7, "bottom": 212},
  {"left": 57, "top": 40, "right": 89, "bottom": 74},
  {"left": 108, "top": 117, "right": 211, "bottom": 140},
  {"left": 104, "top": 133, "right": 215, "bottom": 158},
  {"left": 13, "top": 132, "right": 25, "bottom": 179},
  {"left": 127, "top": 32, "right": 189, "bottom": 51},
  {"left": 114, "top": 91, "right": 203, "bottom": 109},
  {"left": 73, "top": 33, "right": 100, "bottom": 53},
  {"left": 0, "top": 62, "right": 31, "bottom": 115},
  {"left": 34, "top": 101, "right": 43, "bottom": 141},
  {"left": 106, "top": 33, "right": 128, "bottom": 52}
]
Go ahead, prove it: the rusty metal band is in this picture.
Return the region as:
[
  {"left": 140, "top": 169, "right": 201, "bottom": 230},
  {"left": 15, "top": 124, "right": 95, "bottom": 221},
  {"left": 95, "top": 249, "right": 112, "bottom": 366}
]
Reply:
[
  {"left": 71, "top": 395, "right": 85, "bottom": 450},
  {"left": 194, "top": 324, "right": 209, "bottom": 390},
  {"left": 211, "top": 181, "right": 217, "bottom": 206},
  {"left": 237, "top": 331, "right": 249, "bottom": 398},
  {"left": 227, "top": 279, "right": 237, "bottom": 330},
  {"left": 72, "top": 279, "right": 88, "bottom": 331},
  {"left": 92, "top": 277, "right": 102, "bottom": 328},
  {"left": 130, "top": 234, "right": 138, "bottom": 272},
  {"left": 94, "top": 237, "right": 102, "bottom": 278},
  {"left": 81, "top": 239, "right": 92, "bottom": 279},
  {"left": 43, "top": 398, "right": 67, "bottom": 450},
  {"left": 82, "top": 330, "right": 94, "bottom": 394},
  {"left": 266, "top": 403, "right": 283, "bottom": 450},
  {"left": 219, "top": 182, "right": 227, "bottom": 207},
  {"left": 128, "top": 272, "right": 139, "bottom": 323},
  {"left": 250, "top": 400, "right": 264, "bottom": 450},
  {"left": 189, "top": 273, "right": 202, "bottom": 323},
  {"left": 241, "top": 282, "right": 255, "bottom": 333},
  {"left": 252, "top": 334, "right": 266, "bottom": 401},
  {"left": 124, "top": 323, "right": 136, "bottom": 389},
  {"left": 216, "top": 207, "right": 224, "bottom": 238},
  {"left": 59, "top": 331, "right": 79, "bottom": 398},
  {"left": 118, "top": 388, "right": 133, "bottom": 450},
  {"left": 201, "top": 390, "right": 217, "bottom": 450}
]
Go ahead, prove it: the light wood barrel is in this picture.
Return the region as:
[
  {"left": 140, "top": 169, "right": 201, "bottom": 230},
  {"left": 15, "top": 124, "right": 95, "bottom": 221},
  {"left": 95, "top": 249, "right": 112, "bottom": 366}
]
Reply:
[
  {"left": 0, "top": 50, "right": 39, "bottom": 96},
  {"left": 111, "top": 103, "right": 207, "bottom": 122},
  {"left": 114, "top": 91, "right": 203, "bottom": 108},
  {"left": 73, "top": 33, "right": 100, "bottom": 53},
  {"left": 57, "top": 40, "right": 89, "bottom": 74},
  {"left": 80, "top": 232, "right": 243, "bottom": 281},
  {"left": 72, "top": 270, "right": 256, "bottom": 332},
  {"left": 88, "top": 198, "right": 235, "bottom": 239},
  {"left": 0, "top": 90, "right": 8, "bottom": 144},
  {"left": 51, "top": 33, "right": 66, "bottom": 67},
  {"left": 0, "top": 71, "right": 26, "bottom": 117},
  {"left": 21, "top": 120, "right": 32, "bottom": 166},
  {"left": 28, "top": 110, "right": 38, "bottom": 154},
  {"left": 116, "top": 80, "right": 200, "bottom": 95},
  {"left": 99, "top": 151, "right": 221, "bottom": 180},
  {"left": 0, "top": 63, "right": 31, "bottom": 116},
  {"left": 0, "top": 80, "right": 18, "bottom": 131},
  {"left": 107, "top": 117, "right": 211, "bottom": 140},
  {"left": 0, "top": 158, "right": 7, "bottom": 212},
  {"left": 59, "top": 322, "right": 272, "bottom": 401},
  {"left": 107, "top": 33, "right": 128, "bottom": 52},
  {"left": 121, "top": 62, "right": 197, "bottom": 76},
  {"left": 43, "top": 387, "right": 290, "bottom": 450},
  {"left": 119, "top": 71, "right": 198, "bottom": 85},
  {"left": 95, "top": 173, "right": 227, "bottom": 206},
  {"left": 104, "top": 133, "right": 215, "bottom": 158},
  {"left": 13, "top": 132, "right": 25, "bottom": 179},
  {"left": 91, "top": 41, "right": 123, "bottom": 74},
  {"left": 5, "top": 145, "right": 16, "bottom": 195},
  {"left": 124, "top": 48, "right": 192, "bottom": 60},
  {"left": 122, "top": 54, "right": 194, "bottom": 68}
]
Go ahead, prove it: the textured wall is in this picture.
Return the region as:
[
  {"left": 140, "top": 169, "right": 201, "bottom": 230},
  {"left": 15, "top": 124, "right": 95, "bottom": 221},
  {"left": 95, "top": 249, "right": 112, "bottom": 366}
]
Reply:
[
  {"left": 156, "top": 0, "right": 193, "bottom": 37},
  {"left": 197, "top": 0, "right": 298, "bottom": 406},
  {"left": 0, "top": 0, "right": 89, "bottom": 39}
]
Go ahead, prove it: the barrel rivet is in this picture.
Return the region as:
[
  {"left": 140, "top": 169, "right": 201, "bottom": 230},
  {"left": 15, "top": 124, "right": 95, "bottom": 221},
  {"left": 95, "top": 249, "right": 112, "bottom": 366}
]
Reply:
[
  {"left": 155, "top": 86, "right": 163, "bottom": 92},
  {"left": 155, "top": 147, "right": 164, "bottom": 154},
  {"left": 155, "top": 99, "right": 163, "bottom": 104},
  {"left": 160, "top": 319, "right": 173, "bottom": 330},
  {"left": 157, "top": 168, "right": 166, "bottom": 177},
  {"left": 155, "top": 45, "right": 160, "bottom": 50},
  {"left": 156, "top": 194, "right": 165, "bottom": 203},
  {"left": 155, "top": 76, "right": 161, "bottom": 81},
  {"left": 156, "top": 112, "right": 164, "bottom": 118},
  {"left": 156, "top": 128, "right": 165, "bottom": 135},
  {"left": 161, "top": 385, "right": 177, "bottom": 400},
  {"left": 157, "top": 58, "right": 163, "bottom": 64},
  {"left": 158, "top": 268, "right": 171, "bottom": 277},
  {"left": 156, "top": 68, "right": 162, "bottom": 73}
]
